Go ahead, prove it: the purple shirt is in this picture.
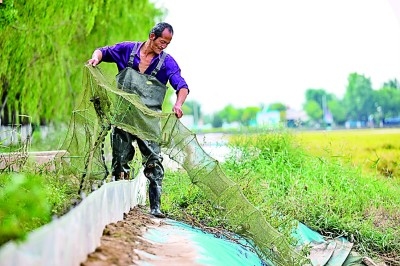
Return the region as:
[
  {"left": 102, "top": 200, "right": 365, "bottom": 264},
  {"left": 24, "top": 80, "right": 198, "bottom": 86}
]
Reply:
[{"left": 99, "top": 41, "right": 189, "bottom": 93}]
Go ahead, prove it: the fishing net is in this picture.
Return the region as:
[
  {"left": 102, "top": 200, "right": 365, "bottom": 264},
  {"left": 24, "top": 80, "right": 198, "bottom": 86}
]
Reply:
[{"left": 60, "top": 65, "right": 308, "bottom": 265}]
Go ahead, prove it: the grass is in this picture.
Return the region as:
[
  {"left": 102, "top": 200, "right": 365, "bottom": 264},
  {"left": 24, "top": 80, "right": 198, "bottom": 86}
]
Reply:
[
  {"left": 1, "top": 126, "right": 399, "bottom": 264},
  {"left": 0, "top": 171, "right": 79, "bottom": 246},
  {"left": 227, "top": 130, "right": 400, "bottom": 262},
  {"left": 0, "top": 124, "right": 81, "bottom": 246},
  {"left": 163, "top": 129, "right": 400, "bottom": 264}
]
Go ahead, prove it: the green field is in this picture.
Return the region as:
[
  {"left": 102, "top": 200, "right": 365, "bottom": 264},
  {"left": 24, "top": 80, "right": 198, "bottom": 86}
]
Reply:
[{"left": 294, "top": 128, "right": 400, "bottom": 179}]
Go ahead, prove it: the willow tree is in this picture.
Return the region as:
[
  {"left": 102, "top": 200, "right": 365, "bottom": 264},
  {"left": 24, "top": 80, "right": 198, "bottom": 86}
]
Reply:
[{"left": 0, "top": 0, "right": 164, "bottom": 125}]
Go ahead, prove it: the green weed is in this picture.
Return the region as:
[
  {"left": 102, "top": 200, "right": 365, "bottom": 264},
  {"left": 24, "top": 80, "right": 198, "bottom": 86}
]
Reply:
[{"left": 220, "top": 130, "right": 400, "bottom": 262}]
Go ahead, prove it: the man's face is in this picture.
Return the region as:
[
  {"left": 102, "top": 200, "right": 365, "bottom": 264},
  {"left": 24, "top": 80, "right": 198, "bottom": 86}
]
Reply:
[{"left": 150, "top": 29, "right": 173, "bottom": 54}]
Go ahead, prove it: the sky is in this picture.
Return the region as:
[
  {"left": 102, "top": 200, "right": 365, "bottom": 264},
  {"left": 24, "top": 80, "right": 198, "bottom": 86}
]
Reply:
[{"left": 155, "top": 0, "right": 400, "bottom": 114}]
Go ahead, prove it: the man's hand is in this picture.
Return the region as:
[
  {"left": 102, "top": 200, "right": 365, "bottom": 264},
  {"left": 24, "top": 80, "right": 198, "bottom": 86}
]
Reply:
[
  {"left": 87, "top": 58, "right": 100, "bottom": 66},
  {"left": 173, "top": 88, "right": 188, "bottom": 119},
  {"left": 87, "top": 50, "right": 103, "bottom": 67},
  {"left": 172, "top": 104, "right": 183, "bottom": 119}
]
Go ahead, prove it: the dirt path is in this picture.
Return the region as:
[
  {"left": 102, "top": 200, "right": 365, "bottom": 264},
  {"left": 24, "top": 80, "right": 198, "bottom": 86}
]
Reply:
[{"left": 81, "top": 206, "right": 203, "bottom": 266}]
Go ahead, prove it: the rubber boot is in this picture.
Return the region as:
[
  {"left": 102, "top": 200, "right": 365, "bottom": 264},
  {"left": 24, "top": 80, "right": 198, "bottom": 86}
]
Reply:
[{"left": 149, "top": 184, "right": 166, "bottom": 218}]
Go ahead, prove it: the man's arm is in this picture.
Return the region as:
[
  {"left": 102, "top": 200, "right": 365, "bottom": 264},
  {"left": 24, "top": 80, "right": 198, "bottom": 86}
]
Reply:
[
  {"left": 87, "top": 49, "right": 103, "bottom": 66},
  {"left": 173, "top": 88, "right": 189, "bottom": 118}
]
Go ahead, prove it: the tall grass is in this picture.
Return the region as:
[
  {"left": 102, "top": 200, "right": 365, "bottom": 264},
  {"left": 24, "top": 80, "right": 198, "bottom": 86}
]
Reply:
[
  {"left": 163, "top": 129, "right": 400, "bottom": 264},
  {"left": 222, "top": 130, "right": 400, "bottom": 261}
]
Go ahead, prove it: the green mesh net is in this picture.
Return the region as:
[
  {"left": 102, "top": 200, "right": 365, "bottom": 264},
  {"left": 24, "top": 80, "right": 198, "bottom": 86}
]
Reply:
[{"left": 60, "top": 65, "right": 308, "bottom": 265}]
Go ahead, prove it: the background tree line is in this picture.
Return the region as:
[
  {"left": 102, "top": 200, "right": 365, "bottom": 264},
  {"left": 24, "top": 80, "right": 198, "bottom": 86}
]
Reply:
[
  {"left": 180, "top": 73, "right": 400, "bottom": 128},
  {"left": 303, "top": 73, "right": 400, "bottom": 127}
]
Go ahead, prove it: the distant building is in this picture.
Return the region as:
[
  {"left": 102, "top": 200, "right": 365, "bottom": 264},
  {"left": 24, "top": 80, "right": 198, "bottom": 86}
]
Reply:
[
  {"left": 286, "top": 108, "right": 308, "bottom": 128},
  {"left": 256, "top": 109, "right": 280, "bottom": 127}
]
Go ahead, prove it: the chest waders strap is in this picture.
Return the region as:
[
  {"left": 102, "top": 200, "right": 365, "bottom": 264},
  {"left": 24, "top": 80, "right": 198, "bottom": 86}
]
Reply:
[
  {"left": 127, "top": 42, "right": 167, "bottom": 77},
  {"left": 127, "top": 42, "right": 139, "bottom": 68},
  {"left": 116, "top": 42, "right": 168, "bottom": 112}
]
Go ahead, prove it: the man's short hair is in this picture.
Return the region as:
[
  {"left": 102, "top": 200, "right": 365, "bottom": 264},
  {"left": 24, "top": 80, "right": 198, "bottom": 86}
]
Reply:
[{"left": 150, "top": 22, "right": 174, "bottom": 39}]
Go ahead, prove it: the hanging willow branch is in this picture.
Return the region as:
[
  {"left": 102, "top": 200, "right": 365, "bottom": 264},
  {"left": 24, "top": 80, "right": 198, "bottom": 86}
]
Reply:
[{"left": 0, "top": 0, "right": 163, "bottom": 125}]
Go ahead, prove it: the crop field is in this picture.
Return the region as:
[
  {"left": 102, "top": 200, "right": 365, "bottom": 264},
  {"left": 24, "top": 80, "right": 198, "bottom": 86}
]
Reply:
[{"left": 294, "top": 128, "right": 400, "bottom": 179}]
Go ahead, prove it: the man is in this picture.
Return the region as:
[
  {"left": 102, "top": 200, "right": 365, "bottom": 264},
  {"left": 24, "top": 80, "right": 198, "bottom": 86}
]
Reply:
[{"left": 87, "top": 22, "right": 189, "bottom": 218}]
